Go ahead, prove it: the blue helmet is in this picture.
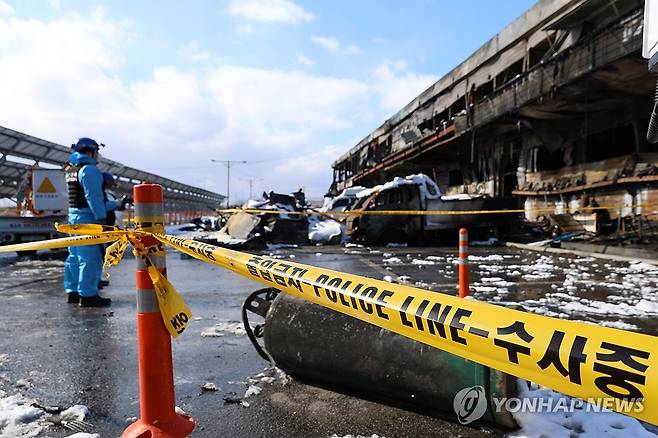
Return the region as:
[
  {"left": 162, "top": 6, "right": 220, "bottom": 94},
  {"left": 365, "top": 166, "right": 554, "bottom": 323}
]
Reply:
[
  {"left": 102, "top": 172, "right": 116, "bottom": 187},
  {"left": 72, "top": 137, "right": 101, "bottom": 153}
]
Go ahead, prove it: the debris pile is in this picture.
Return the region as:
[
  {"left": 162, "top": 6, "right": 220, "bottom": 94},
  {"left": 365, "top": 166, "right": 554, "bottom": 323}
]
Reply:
[{"left": 194, "top": 189, "right": 345, "bottom": 248}]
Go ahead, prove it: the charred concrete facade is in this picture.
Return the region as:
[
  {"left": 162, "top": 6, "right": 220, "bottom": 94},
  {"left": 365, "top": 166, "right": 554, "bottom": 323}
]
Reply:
[{"left": 331, "top": 0, "right": 658, "bottom": 228}]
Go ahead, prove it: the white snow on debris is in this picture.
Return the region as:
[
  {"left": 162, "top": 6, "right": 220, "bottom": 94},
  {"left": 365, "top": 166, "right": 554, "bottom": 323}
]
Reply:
[
  {"left": 247, "top": 367, "right": 290, "bottom": 387},
  {"left": 65, "top": 434, "right": 99, "bottom": 438},
  {"left": 587, "top": 320, "right": 639, "bottom": 331},
  {"left": 266, "top": 243, "right": 299, "bottom": 250},
  {"left": 468, "top": 254, "right": 504, "bottom": 262},
  {"left": 510, "top": 382, "right": 656, "bottom": 438},
  {"left": 14, "top": 379, "right": 32, "bottom": 389},
  {"left": 382, "top": 257, "right": 403, "bottom": 264},
  {"left": 425, "top": 255, "right": 444, "bottom": 261},
  {"left": 329, "top": 435, "right": 385, "bottom": 438},
  {"left": 636, "top": 299, "right": 658, "bottom": 314},
  {"left": 411, "top": 259, "right": 435, "bottom": 266},
  {"left": 59, "top": 405, "right": 88, "bottom": 422},
  {"left": 237, "top": 367, "right": 290, "bottom": 408},
  {"left": 200, "top": 321, "right": 246, "bottom": 337},
  {"left": 202, "top": 382, "right": 218, "bottom": 392},
  {"left": 244, "top": 385, "right": 262, "bottom": 398},
  {"left": 627, "top": 261, "right": 658, "bottom": 273},
  {"left": 0, "top": 392, "right": 46, "bottom": 437},
  {"left": 0, "top": 391, "right": 91, "bottom": 438},
  {"left": 308, "top": 216, "right": 344, "bottom": 243},
  {"left": 356, "top": 173, "right": 440, "bottom": 201},
  {"left": 480, "top": 277, "right": 515, "bottom": 287}
]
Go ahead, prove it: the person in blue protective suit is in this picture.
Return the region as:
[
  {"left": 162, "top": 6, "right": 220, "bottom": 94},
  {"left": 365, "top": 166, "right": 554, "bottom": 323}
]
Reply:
[{"left": 63, "top": 137, "right": 112, "bottom": 307}]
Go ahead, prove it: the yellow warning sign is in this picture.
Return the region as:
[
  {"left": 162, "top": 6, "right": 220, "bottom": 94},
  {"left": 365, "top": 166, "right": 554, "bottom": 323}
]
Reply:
[{"left": 37, "top": 177, "right": 57, "bottom": 193}]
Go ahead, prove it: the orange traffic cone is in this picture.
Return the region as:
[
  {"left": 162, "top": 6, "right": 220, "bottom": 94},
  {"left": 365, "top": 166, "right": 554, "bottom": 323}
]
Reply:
[{"left": 122, "top": 184, "right": 195, "bottom": 438}]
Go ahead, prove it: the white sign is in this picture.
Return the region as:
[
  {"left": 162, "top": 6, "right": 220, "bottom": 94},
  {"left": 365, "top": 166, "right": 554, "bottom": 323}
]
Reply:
[{"left": 32, "top": 169, "right": 67, "bottom": 211}]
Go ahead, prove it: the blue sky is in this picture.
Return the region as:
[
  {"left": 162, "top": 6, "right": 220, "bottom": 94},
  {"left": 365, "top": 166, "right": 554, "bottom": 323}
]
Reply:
[{"left": 0, "top": 0, "right": 535, "bottom": 201}]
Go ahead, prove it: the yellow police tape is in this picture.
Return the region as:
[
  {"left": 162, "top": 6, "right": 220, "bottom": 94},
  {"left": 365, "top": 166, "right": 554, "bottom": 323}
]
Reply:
[
  {"left": 4, "top": 223, "right": 194, "bottom": 338},
  {"left": 1, "top": 225, "right": 658, "bottom": 425},
  {"left": 217, "top": 202, "right": 658, "bottom": 217}
]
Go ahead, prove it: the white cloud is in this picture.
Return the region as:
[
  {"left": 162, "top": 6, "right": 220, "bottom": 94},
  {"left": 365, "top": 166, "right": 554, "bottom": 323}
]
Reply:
[
  {"left": 273, "top": 144, "right": 345, "bottom": 195},
  {"left": 0, "top": 9, "right": 437, "bottom": 200},
  {"left": 0, "top": 9, "right": 222, "bottom": 163},
  {"left": 311, "top": 36, "right": 340, "bottom": 52},
  {"left": 371, "top": 60, "right": 438, "bottom": 112},
  {"left": 311, "top": 35, "right": 360, "bottom": 55},
  {"left": 0, "top": 0, "right": 14, "bottom": 16},
  {"left": 46, "top": 0, "right": 61, "bottom": 11},
  {"left": 227, "top": 0, "right": 314, "bottom": 25},
  {"left": 178, "top": 41, "right": 210, "bottom": 63},
  {"left": 297, "top": 53, "right": 315, "bottom": 66},
  {"left": 344, "top": 44, "right": 361, "bottom": 55},
  {"left": 206, "top": 65, "right": 369, "bottom": 143}
]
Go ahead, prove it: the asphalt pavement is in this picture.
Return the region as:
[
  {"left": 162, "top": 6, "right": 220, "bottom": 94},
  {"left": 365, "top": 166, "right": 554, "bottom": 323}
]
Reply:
[
  {"left": 0, "top": 246, "right": 504, "bottom": 438},
  {"left": 0, "top": 243, "right": 656, "bottom": 437}
]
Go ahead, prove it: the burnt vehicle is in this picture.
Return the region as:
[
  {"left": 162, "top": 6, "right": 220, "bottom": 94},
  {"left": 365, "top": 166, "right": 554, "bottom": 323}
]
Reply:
[{"left": 347, "top": 174, "right": 517, "bottom": 244}]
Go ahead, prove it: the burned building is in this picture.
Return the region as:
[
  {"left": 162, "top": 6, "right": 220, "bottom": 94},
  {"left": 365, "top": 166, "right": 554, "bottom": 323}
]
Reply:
[{"left": 330, "top": 0, "right": 657, "bottom": 232}]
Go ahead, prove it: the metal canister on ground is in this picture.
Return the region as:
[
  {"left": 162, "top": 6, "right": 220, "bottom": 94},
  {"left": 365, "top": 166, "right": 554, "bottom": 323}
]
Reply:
[{"left": 251, "top": 291, "right": 517, "bottom": 428}]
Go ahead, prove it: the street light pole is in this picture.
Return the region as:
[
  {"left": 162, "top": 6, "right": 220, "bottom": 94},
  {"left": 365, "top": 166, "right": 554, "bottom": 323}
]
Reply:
[
  {"left": 240, "top": 177, "right": 264, "bottom": 200},
  {"left": 211, "top": 160, "right": 247, "bottom": 208}
]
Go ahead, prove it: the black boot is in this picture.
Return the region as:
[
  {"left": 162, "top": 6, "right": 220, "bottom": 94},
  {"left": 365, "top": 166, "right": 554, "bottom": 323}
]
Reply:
[
  {"left": 67, "top": 292, "right": 80, "bottom": 304},
  {"left": 79, "top": 295, "right": 112, "bottom": 307}
]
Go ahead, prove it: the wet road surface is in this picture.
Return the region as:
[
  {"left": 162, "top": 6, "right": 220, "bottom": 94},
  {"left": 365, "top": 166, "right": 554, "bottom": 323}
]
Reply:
[{"left": 0, "top": 244, "right": 656, "bottom": 437}]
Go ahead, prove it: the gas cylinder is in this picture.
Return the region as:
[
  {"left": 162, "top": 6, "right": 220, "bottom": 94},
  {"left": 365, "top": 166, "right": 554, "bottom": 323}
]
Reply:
[{"left": 244, "top": 290, "right": 518, "bottom": 428}]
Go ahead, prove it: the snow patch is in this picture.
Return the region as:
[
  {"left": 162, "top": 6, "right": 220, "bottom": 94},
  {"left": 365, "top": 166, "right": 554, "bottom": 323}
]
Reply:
[
  {"left": 510, "top": 382, "right": 656, "bottom": 438},
  {"left": 329, "top": 435, "right": 385, "bottom": 438},
  {"left": 202, "top": 382, "right": 218, "bottom": 392},
  {"left": 244, "top": 385, "right": 262, "bottom": 398},
  {"left": 266, "top": 243, "right": 299, "bottom": 250},
  {"left": 468, "top": 254, "right": 504, "bottom": 261},
  {"left": 411, "top": 259, "right": 435, "bottom": 265},
  {"left": 0, "top": 393, "right": 90, "bottom": 438},
  {"left": 308, "top": 217, "right": 344, "bottom": 243},
  {"left": 200, "top": 321, "right": 246, "bottom": 337},
  {"left": 628, "top": 261, "right": 658, "bottom": 273},
  {"left": 382, "top": 257, "right": 403, "bottom": 264},
  {"left": 60, "top": 405, "right": 88, "bottom": 422},
  {"left": 356, "top": 173, "right": 440, "bottom": 204}
]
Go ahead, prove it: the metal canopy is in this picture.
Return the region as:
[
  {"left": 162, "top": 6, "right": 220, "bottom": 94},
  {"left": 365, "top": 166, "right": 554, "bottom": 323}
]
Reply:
[{"left": 0, "top": 126, "right": 225, "bottom": 210}]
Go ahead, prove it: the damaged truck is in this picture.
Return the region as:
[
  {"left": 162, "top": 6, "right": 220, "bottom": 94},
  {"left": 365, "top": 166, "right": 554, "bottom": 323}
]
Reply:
[{"left": 347, "top": 174, "right": 517, "bottom": 244}]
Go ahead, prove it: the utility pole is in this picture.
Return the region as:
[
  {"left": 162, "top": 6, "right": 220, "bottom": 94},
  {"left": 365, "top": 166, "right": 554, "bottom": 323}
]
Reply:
[
  {"left": 240, "top": 177, "right": 264, "bottom": 200},
  {"left": 211, "top": 159, "right": 247, "bottom": 208}
]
